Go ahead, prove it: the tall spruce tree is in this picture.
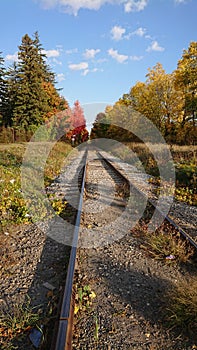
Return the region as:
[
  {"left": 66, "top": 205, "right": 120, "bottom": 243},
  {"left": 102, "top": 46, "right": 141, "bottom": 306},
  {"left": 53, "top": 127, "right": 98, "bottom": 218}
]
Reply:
[
  {"left": 1, "top": 62, "right": 19, "bottom": 127},
  {"left": 1, "top": 32, "right": 69, "bottom": 134},
  {"left": 12, "top": 34, "right": 50, "bottom": 129},
  {"left": 0, "top": 52, "right": 7, "bottom": 126},
  {"left": 33, "top": 31, "right": 55, "bottom": 84}
]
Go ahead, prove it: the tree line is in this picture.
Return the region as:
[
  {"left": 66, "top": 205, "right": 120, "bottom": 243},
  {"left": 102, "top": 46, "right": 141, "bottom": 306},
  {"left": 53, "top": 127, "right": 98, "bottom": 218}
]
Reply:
[
  {"left": 91, "top": 41, "right": 197, "bottom": 145},
  {"left": 0, "top": 32, "right": 88, "bottom": 143}
]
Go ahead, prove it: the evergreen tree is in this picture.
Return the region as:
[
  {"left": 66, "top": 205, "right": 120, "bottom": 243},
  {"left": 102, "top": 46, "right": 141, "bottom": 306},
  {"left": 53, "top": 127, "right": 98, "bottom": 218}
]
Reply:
[
  {"left": 2, "top": 62, "right": 19, "bottom": 127},
  {"left": 33, "top": 31, "right": 55, "bottom": 84},
  {"left": 0, "top": 52, "right": 7, "bottom": 125},
  {"left": 0, "top": 32, "right": 69, "bottom": 140},
  {"left": 12, "top": 33, "right": 50, "bottom": 129}
]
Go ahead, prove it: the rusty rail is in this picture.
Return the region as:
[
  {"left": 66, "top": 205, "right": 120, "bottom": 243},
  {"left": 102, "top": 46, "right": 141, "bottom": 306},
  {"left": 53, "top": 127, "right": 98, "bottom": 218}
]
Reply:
[{"left": 54, "top": 149, "right": 88, "bottom": 350}]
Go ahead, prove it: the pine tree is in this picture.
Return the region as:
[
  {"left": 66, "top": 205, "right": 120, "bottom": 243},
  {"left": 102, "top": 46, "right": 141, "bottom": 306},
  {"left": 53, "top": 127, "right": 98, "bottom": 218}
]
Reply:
[
  {"left": 1, "top": 62, "right": 19, "bottom": 127},
  {"left": 33, "top": 31, "right": 55, "bottom": 84},
  {"left": 0, "top": 52, "right": 7, "bottom": 126},
  {"left": 12, "top": 34, "right": 50, "bottom": 129},
  {"left": 12, "top": 32, "right": 69, "bottom": 130}
]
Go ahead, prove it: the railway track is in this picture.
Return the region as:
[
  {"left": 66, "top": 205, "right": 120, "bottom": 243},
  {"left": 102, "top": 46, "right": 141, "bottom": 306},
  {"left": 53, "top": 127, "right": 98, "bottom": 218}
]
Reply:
[{"left": 52, "top": 147, "right": 197, "bottom": 350}]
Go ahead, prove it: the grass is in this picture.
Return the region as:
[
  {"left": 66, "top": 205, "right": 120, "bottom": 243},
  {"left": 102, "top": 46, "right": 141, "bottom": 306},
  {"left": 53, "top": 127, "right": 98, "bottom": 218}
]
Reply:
[
  {"left": 94, "top": 315, "right": 99, "bottom": 342},
  {"left": 0, "top": 296, "right": 42, "bottom": 350},
  {"left": 0, "top": 141, "right": 73, "bottom": 230},
  {"left": 44, "top": 141, "right": 74, "bottom": 186},
  {"left": 165, "top": 277, "right": 197, "bottom": 339},
  {"left": 132, "top": 220, "right": 197, "bottom": 342},
  {"left": 133, "top": 222, "right": 195, "bottom": 264}
]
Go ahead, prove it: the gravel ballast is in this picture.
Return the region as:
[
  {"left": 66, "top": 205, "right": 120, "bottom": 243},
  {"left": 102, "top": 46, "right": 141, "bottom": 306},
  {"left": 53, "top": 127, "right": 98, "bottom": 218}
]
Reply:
[
  {"left": 0, "top": 148, "right": 196, "bottom": 350},
  {"left": 72, "top": 150, "right": 197, "bottom": 350}
]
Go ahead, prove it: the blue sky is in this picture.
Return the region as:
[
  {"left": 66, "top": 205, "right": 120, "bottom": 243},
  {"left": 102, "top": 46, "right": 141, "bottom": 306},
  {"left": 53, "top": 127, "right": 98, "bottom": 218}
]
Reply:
[{"left": 0, "top": 0, "right": 196, "bottom": 125}]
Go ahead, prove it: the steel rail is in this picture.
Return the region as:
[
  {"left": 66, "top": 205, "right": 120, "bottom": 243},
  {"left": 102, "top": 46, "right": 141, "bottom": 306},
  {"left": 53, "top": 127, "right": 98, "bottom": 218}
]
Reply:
[
  {"left": 98, "top": 151, "right": 197, "bottom": 251},
  {"left": 54, "top": 149, "right": 88, "bottom": 350}
]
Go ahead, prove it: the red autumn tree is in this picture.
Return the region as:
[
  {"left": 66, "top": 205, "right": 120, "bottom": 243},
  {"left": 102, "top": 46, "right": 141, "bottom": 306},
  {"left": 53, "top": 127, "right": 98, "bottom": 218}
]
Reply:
[{"left": 69, "top": 100, "right": 88, "bottom": 143}]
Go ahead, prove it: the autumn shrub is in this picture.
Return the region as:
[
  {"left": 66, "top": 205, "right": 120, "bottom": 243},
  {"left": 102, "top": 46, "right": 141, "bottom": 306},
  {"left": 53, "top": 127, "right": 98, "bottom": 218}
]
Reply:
[
  {"left": 0, "top": 146, "right": 30, "bottom": 227},
  {"left": 0, "top": 142, "right": 73, "bottom": 230}
]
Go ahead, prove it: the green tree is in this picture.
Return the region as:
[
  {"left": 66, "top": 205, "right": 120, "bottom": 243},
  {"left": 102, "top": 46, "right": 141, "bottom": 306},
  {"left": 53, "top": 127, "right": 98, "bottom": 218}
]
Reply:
[
  {"left": 1, "top": 62, "right": 19, "bottom": 128},
  {"left": 90, "top": 112, "right": 110, "bottom": 139},
  {"left": 12, "top": 33, "right": 50, "bottom": 129},
  {"left": 33, "top": 31, "right": 55, "bottom": 84},
  {"left": 0, "top": 52, "right": 8, "bottom": 125}
]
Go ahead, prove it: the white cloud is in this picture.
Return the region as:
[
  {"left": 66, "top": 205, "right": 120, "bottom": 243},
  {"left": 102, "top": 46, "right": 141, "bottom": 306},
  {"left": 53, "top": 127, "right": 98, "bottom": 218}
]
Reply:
[
  {"left": 82, "top": 69, "right": 89, "bottom": 76},
  {"left": 57, "top": 73, "right": 66, "bottom": 81},
  {"left": 37, "top": 0, "right": 108, "bottom": 15},
  {"left": 108, "top": 48, "right": 128, "bottom": 63},
  {"left": 37, "top": 0, "right": 190, "bottom": 16},
  {"left": 69, "top": 62, "right": 88, "bottom": 71},
  {"left": 125, "top": 26, "right": 147, "bottom": 39},
  {"left": 36, "top": 0, "right": 148, "bottom": 15},
  {"left": 42, "top": 49, "right": 60, "bottom": 57},
  {"left": 5, "top": 52, "right": 18, "bottom": 62},
  {"left": 146, "top": 40, "right": 165, "bottom": 52},
  {"left": 130, "top": 55, "right": 143, "bottom": 61},
  {"left": 124, "top": 0, "right": 148, "bottom": 13},
  {"left": 111, "top": 25, "right": 126, "bottom": 41},
  {"left": 83, "top": 49, "right": 100, "bottom": 59},
  {"left": 82, "top": 67, "right": 102, "bottom": 76},
  {"left": 145, "top": 34, "right": 153, "bottom": 40},
  {"left": 132, "top": 27, "right": 146, "bottom": 37}
]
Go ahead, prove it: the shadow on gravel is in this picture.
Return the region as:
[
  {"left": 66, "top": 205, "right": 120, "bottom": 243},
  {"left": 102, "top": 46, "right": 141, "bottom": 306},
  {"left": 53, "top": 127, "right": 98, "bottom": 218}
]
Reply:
[
  {"left": 27, "top": 236, "right": 71, "bottom": 349},
  {"left": 92, "top": 254, "right": 196, "bottom": 348},
  {"left": 97, "top": 256, "right": 169, "bottom": 322}
]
